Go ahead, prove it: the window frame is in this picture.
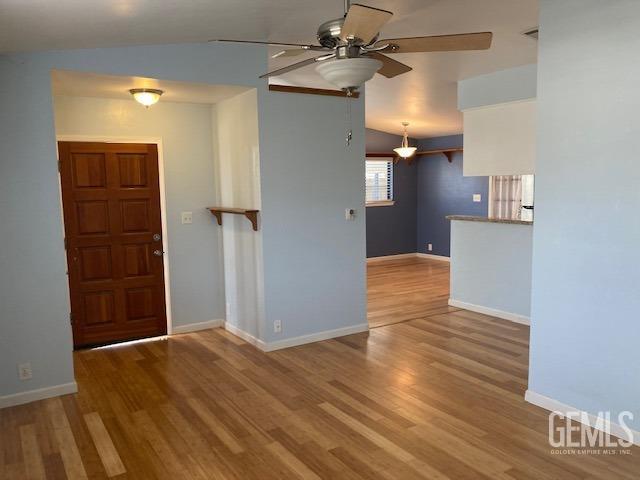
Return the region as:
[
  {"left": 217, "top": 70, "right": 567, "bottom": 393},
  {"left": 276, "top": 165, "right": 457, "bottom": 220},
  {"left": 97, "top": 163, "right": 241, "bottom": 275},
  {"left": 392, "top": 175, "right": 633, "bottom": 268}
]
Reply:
[{"left": 365, "top": 157, "right": 395, "bottom": 207}]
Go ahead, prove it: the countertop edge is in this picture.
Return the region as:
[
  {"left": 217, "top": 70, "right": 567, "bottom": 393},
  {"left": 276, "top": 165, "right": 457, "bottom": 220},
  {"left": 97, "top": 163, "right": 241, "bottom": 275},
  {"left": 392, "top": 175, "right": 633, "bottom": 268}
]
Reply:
[{"left": 446, "top": 215, "right": 533, "bottom": 226}]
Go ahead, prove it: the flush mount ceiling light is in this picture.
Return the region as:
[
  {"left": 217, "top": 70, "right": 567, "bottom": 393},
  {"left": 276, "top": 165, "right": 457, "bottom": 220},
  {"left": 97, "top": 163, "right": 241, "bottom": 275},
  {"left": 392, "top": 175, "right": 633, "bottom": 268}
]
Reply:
[
  {"left": 129, "top": 88, "right": 163, "bottom": 107},
  {"left": 393, "top": 122, "right": 417, "bottom": 158}
]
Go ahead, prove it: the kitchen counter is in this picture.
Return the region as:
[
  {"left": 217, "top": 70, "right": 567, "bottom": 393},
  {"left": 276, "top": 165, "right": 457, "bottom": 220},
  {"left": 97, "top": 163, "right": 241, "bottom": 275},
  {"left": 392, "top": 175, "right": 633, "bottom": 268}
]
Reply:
[{"left": 447, "top": 215, "right": 533, "bottom": 226}]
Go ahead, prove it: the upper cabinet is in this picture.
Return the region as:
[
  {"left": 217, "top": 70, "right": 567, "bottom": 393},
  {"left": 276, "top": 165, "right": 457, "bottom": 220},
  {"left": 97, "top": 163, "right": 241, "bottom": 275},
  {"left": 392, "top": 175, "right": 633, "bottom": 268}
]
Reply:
[{"left": 463, "top": 99, "right": 536, "bottom": 176}]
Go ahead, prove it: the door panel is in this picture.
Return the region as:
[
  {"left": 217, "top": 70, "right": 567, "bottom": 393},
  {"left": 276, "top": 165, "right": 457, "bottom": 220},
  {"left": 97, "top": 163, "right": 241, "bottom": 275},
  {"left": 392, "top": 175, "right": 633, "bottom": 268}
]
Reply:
[{"left": 59, "top": 142, "right": 167, "bottom": 348}]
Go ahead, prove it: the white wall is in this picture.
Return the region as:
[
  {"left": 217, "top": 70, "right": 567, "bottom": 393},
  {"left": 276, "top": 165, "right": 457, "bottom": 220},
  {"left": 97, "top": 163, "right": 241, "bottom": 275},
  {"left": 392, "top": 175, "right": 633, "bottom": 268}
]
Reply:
[
  {"left": 53, "top": 95, "right": 226, "bottom": 330},
  {"left": 529, "top": 0, "right": 640, "bottom": 431},
  {"left": 449, "top": 220, "right": 532, "bottom": 322},
  {"left": 463, "top": 99, "right": 536, "bottom": 176},
  {"left": 212, "top": 89, "right": 265, "bottom": 340}
]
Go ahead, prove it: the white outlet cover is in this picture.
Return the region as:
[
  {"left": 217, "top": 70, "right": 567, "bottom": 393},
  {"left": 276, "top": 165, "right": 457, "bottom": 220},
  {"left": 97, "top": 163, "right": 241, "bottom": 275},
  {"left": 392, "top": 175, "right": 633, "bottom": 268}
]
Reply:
[
  {"left": 473, "top": 194, "right": 482, "bottom": 203},
  {"left": 181, "top": 211, "right": 193, "bottom": 224},
  {"left": 427, "top": 244, "right": 433, "bottom": 251},
  {"left": 18, "top": 362, "right": 32, "bottom": 380},
  {"left": 274, "top": 319, "right": 282, "bottom": 333}
]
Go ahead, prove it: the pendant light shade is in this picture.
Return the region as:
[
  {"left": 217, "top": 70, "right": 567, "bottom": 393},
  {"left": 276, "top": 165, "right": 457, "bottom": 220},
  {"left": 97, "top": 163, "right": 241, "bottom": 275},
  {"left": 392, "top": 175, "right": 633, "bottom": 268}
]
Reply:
[
  {"left": 393, "top": 122, "right": 417, "bottom": 158},
  {"left": 130, "top": 88, "right": 163, "bottom": 107}
]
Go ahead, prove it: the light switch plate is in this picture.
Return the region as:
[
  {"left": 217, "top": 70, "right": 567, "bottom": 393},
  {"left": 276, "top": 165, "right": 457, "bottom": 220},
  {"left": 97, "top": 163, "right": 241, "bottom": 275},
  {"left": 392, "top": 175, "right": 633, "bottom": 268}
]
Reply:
[
  {"left": 473, "top": 194, "right": 482, "bottom": 203},
  {"left": 181, "top": 211, "right": 193, "bottom": 224}
]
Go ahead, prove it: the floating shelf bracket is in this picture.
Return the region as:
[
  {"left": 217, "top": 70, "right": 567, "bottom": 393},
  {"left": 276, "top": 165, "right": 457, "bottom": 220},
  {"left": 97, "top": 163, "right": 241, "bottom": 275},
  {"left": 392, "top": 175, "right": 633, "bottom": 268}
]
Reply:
[
  {"left": 366, "top": 148, "right": 463, "bottom": 164},
  {"left": 207, "top": 207, "right": 260, "bottom": 231}
]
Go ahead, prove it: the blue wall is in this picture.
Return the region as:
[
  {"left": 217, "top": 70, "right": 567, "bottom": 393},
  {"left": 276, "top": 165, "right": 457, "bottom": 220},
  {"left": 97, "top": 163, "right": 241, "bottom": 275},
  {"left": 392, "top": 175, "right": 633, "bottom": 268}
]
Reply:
[
  {"left": 365, "top": 129, "right": 417, "bottom": 257},
  {"left": 529, "top": 0, "right": 640, "bottom": 431},
  {"left": 416, "top": 135, "right": 489, "bottom": 257},
  {"left": 365, "top": 131, "right": 488, "bottom": 258}
]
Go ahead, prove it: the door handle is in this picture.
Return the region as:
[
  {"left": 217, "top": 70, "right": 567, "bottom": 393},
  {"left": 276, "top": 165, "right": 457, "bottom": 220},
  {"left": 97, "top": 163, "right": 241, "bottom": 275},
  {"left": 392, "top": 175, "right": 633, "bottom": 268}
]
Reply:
[{"left": 153, "top": 249, "right": 164, "bottom": 257}]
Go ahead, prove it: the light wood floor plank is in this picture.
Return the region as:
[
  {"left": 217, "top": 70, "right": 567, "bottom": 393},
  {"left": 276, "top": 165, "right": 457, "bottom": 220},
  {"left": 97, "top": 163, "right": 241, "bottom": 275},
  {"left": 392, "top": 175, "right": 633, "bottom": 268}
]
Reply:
[{"left": 2, "top": 257, "right": 639, "bottom": 479}]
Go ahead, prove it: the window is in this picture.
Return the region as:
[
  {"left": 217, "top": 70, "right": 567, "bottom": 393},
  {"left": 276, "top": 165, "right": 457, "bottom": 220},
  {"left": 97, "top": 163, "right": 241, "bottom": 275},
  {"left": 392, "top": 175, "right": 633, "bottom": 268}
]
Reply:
[
  {"left": 365, "top": 158, "right": 394, "bottom": 206},
  {"left": 489, "top": 174, "right": 535, "bottom": 221}
]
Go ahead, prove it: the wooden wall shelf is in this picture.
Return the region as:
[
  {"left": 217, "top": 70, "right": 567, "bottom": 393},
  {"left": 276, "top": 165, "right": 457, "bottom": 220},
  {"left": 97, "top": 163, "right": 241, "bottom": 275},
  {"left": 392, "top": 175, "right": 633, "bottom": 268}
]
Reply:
[
  {"left": 207, "top": 207, "right": 260, "bottom": 231},
  {"left": 366, "top": 148, "right": 463, "bottom": 164}
]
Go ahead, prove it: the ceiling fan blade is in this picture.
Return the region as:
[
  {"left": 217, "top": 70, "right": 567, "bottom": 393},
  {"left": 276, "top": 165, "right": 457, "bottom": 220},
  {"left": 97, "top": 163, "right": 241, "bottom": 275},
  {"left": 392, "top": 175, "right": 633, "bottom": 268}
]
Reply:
[
  {"left": 341, "top": 4, "right": 393, "bottom": 45},
  {"left": 213, "top": 39, "right": 322, "bottom": 48},
  {"left": 376, "top": 32, "right": 493, "bottom": 53},
  {"left": 259, "top": 54, "right": 335, "bottom": 79},
  {"left": 367, "top": 52, "right": 412, "bottom": 78},
  {"left": 272, "top": 46, "right": 328, "bottom": 58}
]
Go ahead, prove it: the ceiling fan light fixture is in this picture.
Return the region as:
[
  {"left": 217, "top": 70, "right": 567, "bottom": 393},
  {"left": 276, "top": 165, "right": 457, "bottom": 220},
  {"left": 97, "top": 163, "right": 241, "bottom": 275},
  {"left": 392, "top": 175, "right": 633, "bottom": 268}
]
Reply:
[
  {"left": 129, "top": 88, "right": 163, "bottom": 107},
  {"left": 393, "top": 122, "right": 417, "bottom": 158},
  {"left": 315, "top": 57, "right": 382, "bottom": 91}
]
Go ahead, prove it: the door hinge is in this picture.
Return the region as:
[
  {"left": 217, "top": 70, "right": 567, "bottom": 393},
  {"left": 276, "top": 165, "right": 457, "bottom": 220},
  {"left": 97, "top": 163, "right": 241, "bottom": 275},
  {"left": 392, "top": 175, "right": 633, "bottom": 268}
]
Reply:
[
  {"left": 58, "top": 159, "right": 62, "bottom": 172},
  {"left": 64, "top": 237, "right": 68, "bottom": 250},
  {"left": 70, "top": 312, "right": 74, "bottom": 324}
]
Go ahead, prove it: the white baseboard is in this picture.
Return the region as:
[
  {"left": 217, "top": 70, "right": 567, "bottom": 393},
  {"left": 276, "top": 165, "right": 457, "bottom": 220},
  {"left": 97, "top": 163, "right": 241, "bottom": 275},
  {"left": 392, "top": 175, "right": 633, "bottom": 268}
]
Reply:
[
  {"left": 367, "top": 252, "right": 450, "bottom": 263},
  {"left": 0, "top": 382, "right": 78, "bottom": 409},
  {"left": 224, "top": 323, "right": 267, "bottom": 350},
  {"left": 525, "top": 390, "right": 640, "bottom": 447},
  {"left": 224, "top": 322, "right": 369, "bottom": 352},
  {"left": 416, "top": 253, "right": 451, "bottom": 262},
  {"left": 262, "top": 323, "right": 369, "bottom": 352},
  {"left": 172, "top": 319, "right": 224, "bottom": 335},
  {"left": 448, "top": 298, "right": 530, "bottom": 325},
  {"left": 367, "top": 253, "right": 417, "bottom": 263}
]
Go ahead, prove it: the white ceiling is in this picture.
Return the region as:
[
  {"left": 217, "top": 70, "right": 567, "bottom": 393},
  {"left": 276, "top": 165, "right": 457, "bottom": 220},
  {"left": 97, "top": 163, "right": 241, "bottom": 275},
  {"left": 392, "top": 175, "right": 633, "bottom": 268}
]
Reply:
[
  {"left": 51, "top": 70, "right": 251, "bottom": 105},
  {"left": 2, "top": 0, "right": 538, "bottom": 138}
]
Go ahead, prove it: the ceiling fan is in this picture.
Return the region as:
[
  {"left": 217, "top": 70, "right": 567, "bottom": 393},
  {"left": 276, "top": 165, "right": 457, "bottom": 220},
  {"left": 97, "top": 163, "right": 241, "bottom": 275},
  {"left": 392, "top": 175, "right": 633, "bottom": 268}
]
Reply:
[{"left": 215, "top": 0, "right": 493, "bottom": 94}]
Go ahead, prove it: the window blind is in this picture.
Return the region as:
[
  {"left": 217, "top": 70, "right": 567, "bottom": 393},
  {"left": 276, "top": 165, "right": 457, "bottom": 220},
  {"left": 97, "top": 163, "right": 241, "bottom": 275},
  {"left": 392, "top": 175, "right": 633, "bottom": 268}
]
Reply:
[{"left": 365, "top": 160, "right": 393, "bottom": 203}]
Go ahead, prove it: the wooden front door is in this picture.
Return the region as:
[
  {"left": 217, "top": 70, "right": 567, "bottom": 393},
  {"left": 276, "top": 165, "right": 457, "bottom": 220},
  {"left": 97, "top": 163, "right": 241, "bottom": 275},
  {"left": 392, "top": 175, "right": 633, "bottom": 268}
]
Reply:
[{"left": 59, "top": 142, "right": 167, "bottom": 348}]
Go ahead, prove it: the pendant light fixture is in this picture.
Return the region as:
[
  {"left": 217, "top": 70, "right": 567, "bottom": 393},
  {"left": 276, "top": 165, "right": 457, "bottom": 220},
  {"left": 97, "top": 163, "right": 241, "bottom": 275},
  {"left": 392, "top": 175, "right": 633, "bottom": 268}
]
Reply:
[
  {"left": 393, "top": 122, "right": 417, "bottom": 159},
  {"left": 129, "top": 88, "right": 164, "bottom": 107}
]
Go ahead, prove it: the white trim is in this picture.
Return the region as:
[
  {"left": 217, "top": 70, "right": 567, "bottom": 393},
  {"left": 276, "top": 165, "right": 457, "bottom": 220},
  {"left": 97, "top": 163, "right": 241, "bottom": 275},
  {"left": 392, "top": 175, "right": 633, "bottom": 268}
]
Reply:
[
  {"left": 367, "top": 252, "right": 451, "bottom": 263},
  {"left": 461, "top": 97, "right": 536, "bottom": 113},
  {"left": 448, "top": 298, "right": 530, "bottom": 325},
  {"left": 171, "top": 319, "right": 224, "bottom": 334},
  {"left": 416, "top": 253, "right": 451, "bottom": 262},
  {"left": 56, "top": 135, "right": 174, "bottom": 335},
  {"left": 367, "top": 253, "right": 417, "bottom": 263},
  {"left": 366, "top": 200, "right": 395, "bottom": 207},
  {"left": 0, "top": 382, "right": 78, "bottom": 409},
  {"left": 262, "top": 323, "right": 369, "bottom": 352},
  {"left": 224, "top": 322, "right": 369, "bottom": 352},
  {"left": 525, "top": 390, "right": 640, "bottom": 447},
  {"left": 224, "top": 323, "right": 267, "bottom": 350}
]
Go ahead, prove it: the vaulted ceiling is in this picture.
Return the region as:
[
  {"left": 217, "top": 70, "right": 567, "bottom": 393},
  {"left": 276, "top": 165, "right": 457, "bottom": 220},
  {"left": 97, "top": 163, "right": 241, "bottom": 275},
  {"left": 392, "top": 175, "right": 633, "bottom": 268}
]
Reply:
[{"left": 1, "top": 0, "right": 538, "bottom": 137}]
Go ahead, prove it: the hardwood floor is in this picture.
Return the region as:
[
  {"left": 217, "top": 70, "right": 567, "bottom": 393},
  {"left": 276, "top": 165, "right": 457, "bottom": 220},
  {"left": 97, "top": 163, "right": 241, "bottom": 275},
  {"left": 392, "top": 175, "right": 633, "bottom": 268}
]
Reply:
[
  {"left": 368, "top": 256, "right": 458, "bottom": 328},
  {"left": 2, "top": 258, "right": 639, "bottom": 478}
]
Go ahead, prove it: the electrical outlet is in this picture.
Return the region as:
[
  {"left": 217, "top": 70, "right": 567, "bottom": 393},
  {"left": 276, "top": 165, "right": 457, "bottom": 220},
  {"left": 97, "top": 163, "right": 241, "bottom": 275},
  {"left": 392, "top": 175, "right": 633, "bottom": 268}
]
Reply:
[
  {"left": 273, "top": 319, "right": 282, "bottom": 334},
  {"left": 473, "top": 194, "right": 482, "bottom": 203},
  {"left": 427, "top": 244, "right": 433, "bottom": 252},
  {"left": 345, "top": 208, "right": 356, "bottom": 221},
  {"left": 181, "top": 211, "right": 193, "bottom": 224},
  {"left": 18, "top": 362, "right": 32, "bottom": 380}
]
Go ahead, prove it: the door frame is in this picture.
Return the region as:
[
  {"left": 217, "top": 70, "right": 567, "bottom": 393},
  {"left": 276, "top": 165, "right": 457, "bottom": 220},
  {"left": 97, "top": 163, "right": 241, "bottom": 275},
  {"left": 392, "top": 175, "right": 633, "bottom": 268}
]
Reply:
[{"left": 56, "top": 135, "right": 175, "bottom": 336}]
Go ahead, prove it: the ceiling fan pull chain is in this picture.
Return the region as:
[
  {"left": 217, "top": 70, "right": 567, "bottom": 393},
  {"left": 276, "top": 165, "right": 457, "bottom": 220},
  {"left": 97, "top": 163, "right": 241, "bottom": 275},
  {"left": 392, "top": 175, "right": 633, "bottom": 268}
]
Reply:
[{"left": 345, "top": 96, "right": 352, "bottom": 147}]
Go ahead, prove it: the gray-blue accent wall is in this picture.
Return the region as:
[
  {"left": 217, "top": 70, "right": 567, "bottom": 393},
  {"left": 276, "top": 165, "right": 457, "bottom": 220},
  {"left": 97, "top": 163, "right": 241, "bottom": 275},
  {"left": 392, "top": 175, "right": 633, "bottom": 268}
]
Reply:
[
  {"left": 416, "top": 135, "right": 488, "bottom": 257},
  {"left": 365, "top": 129, "right": 417, "bottom": 257},
  {"left": 365, "top": 130, "right": 489, "bottom": 258}
]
